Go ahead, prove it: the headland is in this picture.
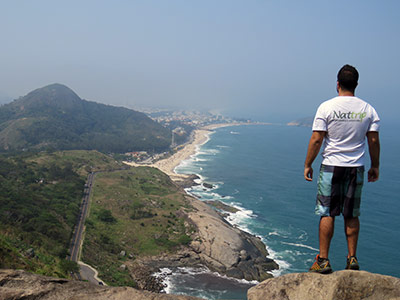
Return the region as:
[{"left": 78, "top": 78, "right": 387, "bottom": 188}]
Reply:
[{"left": 123, "top": 122, "right": 279, "bottom": 289}]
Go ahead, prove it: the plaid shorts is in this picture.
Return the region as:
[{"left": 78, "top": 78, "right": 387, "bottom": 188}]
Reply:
[{"left": 315, "top": 164, "right": 364, "bottom": 218}]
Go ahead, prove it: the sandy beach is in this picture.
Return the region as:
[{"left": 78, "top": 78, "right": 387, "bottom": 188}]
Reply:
[{"left": 124, "top": 123, "right": 241, "bottom": 181}]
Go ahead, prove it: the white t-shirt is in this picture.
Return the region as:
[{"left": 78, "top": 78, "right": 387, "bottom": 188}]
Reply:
[{"left": 312, "top": 96, "right": 380, "bottom": 167}]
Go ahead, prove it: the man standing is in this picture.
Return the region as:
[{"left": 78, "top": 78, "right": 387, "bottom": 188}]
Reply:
[{"left": 304, "top": 64, "right": 380, "bottom": 274}]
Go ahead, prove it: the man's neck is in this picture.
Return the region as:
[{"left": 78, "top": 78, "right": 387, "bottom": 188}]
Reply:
[{"left": 338, "top": 90, "right": 355, "bottom": 97}]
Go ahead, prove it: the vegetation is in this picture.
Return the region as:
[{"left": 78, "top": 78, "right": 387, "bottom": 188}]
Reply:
[
  {"left": 0, "top": 150, "right": 123, "bottom": 277},
  {"left": 0, "top": 149, "right": 195, "bottom": 287},
  {"left": 0, "top": 153, "right": 83, "bottom": 276},
  {"left": 82, "top": 167, "right": 194, "bottom": 286},
  {"left": 0, "top": 83, "right": 172, "bottom": 153}
]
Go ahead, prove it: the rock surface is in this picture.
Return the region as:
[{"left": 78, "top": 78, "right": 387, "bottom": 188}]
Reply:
[
  {"left": 187, "top": 196, "right": 278, "bottom": 281},
  {"left": 247, "top": 270, "right": 400, "bottom": 300},
  {"left": 131, "top": 195, "right": 278, "bottom": 285},
  {"left": 0, "top": 269, "right": 203, "bottom": 300},
  {"left": 174, "top": 174, "right": 201, "bottom": 189}
]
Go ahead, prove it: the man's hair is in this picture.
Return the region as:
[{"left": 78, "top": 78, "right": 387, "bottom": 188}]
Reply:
[{"left": 337, "top": 64, "right": 359, "bottom": 92}]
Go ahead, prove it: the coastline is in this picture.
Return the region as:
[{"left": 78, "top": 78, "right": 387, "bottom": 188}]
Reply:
[
  {"left": 125, "top": 122, "right": 279, "bottom": 294},
  {"left": 124, "top": 122, "right": 269, "bottom": 182},
  {"left": 124, "top": 123, "right": 242, "bottom": 182}
]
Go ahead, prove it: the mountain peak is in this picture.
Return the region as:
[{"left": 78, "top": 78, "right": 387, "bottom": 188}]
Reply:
[
  {"left": 24, "top": 83, "right": 81, "bottom": 104},
  {"left": 41, "top": 83, "right": 77, "bottom": 93},
  {"left": 0, "top": 84, "right": 172, "bottom": 153}
]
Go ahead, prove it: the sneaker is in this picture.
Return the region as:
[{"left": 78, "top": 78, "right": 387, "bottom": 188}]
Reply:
[
  {"left": 346, "top": 256, "right": 360, "bottom": 270},
  {"left": 309, "top": 255, "right": 333, "bottom": 274}
]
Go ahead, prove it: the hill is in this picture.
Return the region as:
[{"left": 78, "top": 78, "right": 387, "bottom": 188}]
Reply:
[
  {"left": 0, "top": 84, "right": 171, "bottom": 153},
  {"left": 0, "top": 150, "right": 123, "bottom": 278},
  {"left": 0, "top": 150, "right": 278, "bottom": 291}
]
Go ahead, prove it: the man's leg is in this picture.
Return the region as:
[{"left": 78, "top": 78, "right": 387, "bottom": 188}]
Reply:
[
  {"left": 319, "top": 216, "right": 335, "bottom": 258},
  {"left": 344, "top": 217, "right": 359, "bottom": 258}
]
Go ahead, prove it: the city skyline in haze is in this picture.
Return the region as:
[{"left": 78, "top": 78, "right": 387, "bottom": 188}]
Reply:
[{"left": 1, "top": 1, "right": 399, "bottom": 123}]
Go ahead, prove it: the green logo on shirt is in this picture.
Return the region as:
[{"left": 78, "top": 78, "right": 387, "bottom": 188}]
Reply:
[{"left": 333, "top": 111, "right": 367, "bottom": 122}]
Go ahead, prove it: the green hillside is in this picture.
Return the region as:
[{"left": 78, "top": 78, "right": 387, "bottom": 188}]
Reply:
[
  {"left": 0, "top": 150, "right": 123, "bottom": 277},
  {"left": 82, "top": 167, "right": 194, "bottom": 286},
  {"left": 0, "top": 150, "right": 194, "bottom": 287},
  {"left": 0, "top": 84, "right": 171, "bottom": 153}
]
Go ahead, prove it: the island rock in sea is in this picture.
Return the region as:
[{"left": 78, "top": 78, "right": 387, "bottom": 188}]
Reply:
[
  {"left": 247, "top": 270, "right": 400, "bottom": 300},
  {"left": 0, "top": 269, "right": 202, "bottom": 300}
]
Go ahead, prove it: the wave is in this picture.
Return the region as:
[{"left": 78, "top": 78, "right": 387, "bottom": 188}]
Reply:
[
  {"left": 153, "top": 266, "right": 257, "bottom": 297},
  {"left": 281, "top": 242, "right": 319, "bottom": 252},
  {"left": 153, "top": 268, "right": 174, "bottom": 294},
  {"left": 196, "top": 148, "right": 220, "bottom": 156},
  {"left": 268, "top": 231, "right": 282, "bottom": 237},
  {"left": 193, "top": 157, "right": 209, "bottom": 162},
  {"left": 218, "top": 204, "right": 290, "bottom": 277},
  {"left": 175, "top": 127, "right": 292, "bottom": 278},
  {"left": 183, "top": 174, "right": 292, "bottom": 277}
]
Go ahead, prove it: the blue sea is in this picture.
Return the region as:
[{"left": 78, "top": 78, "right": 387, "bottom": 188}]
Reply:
[{"left": 161, "top": 124, "right": 400, "bottom": 300}]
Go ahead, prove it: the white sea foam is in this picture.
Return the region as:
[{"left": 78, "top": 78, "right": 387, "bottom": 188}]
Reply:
[
  {"left": 184, "top": 174, "right": 291, "bottom": 278},
  {"left": 197, "top": 148, "right": 220, "bottom": 156},
  {"left": 153, "top": 266, "right": 258, "bottom": 294},
  {"left": 268, "top": 231, "right": 281, "bottom": 237},
  {"left": 174, "top": 126, "right": 292, "bottom": 279},
  {"left": 193, "top": 157, "right": 209, "bottom": 162},
  {"left": 219, "top": 201, "right": 293, "bottom": 276},
  {"left": 281, "top": 242, "right": 319, "bottom": 252},
  {"left": 153, "top": 268, "right": 174, "bottom": 294},
  {"left": 298, "top": 230, "right": 308, "bottom": 241},
  {"left": 219, "top": 204, "right": 290, "bottom": 276},
  {"left": 194, "top": 173, "right": 206, "bottom": 183}
]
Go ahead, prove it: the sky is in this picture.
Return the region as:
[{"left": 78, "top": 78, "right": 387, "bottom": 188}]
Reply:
[{"left": 1, "top": 0, "right": 399, "bottom": 123}]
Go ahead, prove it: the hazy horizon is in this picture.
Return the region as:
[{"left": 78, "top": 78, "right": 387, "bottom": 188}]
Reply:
[{"left": 1, "top": 1, "right": 399, "bottom": 123}]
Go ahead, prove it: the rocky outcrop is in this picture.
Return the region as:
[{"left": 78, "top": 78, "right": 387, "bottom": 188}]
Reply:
[
  {"left": 174, "top": 174, "right": 201, "bottom": 189},
  {"left": 247, "top": 270, "right": 400, "bottom": 300},
  {"left": 0, "top": 269, "right": 203, "bottom": 300},
  {"left": 132, "top": 195, "right": 278, "bottom": 283},
  {"left": 204, "top": 200, "right": 240, "bottom": 213},
  {"left": 186, "top": 196, "right": 278, "bottom": 281},
  {"left": 202, "top": 182, "right": 214, "bottom": 189}
]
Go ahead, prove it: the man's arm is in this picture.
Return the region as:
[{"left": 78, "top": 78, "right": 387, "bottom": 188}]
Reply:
[
  {"left": 304, "top": 131, "right": 326, "bottom": 181},
  {"left": 367, "top": 131, "right": 380, "bottom": 182}
]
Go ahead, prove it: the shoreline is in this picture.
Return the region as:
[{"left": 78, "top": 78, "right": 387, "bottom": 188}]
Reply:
[
  {"left": 123, "top": 123, "right": 237, "bottom": 181},
  {"left": 124, "top": 122, "right": 269, "bottom": 182},
  {"left": 125, "top": 122, "right": 279, "bottom": 289}
]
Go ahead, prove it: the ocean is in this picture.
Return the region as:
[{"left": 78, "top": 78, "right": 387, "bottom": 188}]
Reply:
[{"left": 162, "top": 124, "right": 399, "bottom": 300}]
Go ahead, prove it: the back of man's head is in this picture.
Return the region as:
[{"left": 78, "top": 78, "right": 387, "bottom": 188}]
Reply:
[{"left": 337, "top": 64, "right": 359, "bottom": 93}]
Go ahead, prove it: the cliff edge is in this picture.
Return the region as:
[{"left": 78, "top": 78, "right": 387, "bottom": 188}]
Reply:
[
  {"left": 247, "top": 270, "right": 400, "bottom": 300},
  {"left": 130, "top": 195, "right": 278, "bottom": 289},
  {"left": 0, "top": 269, "right": 203, "bottom": 300}
]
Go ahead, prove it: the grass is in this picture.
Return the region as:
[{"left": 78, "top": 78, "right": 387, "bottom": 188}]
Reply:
[
  {"left": 0, "top": 150, "right": 125, "bottom": 278},
  {"left": 82, "top": 167, "right": 194, "bottom": 286},
  {"left": 0, "top": 231, "right": 78, "bottom": 277},
  {"left": 27, "top": 150, "right": 124, "bottom": 176},
  {"left": 0, "top": 150, "right": 195, "bottom": 287}
]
